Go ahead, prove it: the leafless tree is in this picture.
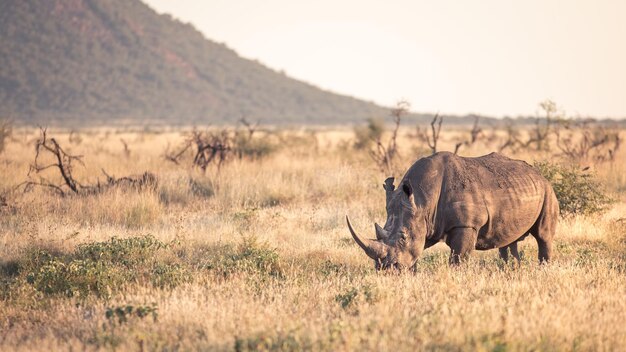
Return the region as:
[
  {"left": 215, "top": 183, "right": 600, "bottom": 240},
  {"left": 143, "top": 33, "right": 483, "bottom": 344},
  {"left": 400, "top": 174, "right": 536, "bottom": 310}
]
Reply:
[
  {"left": 416, "top": 113, "right": 442, "bottom": 155},
  {"left": 369, "top": 101, "right": 408, "bottom": 174},
  {"left": 20, "top": 127, "right": 85, "bottom": 195},
  {"left": 555, "top": 119, "right": 621, "bottom": 164},
  {"left": 19, "top": 128, "right": 157, "bottom": 196},
  {"left": 164, "top": 141, "right": 191, "bottom": 165},
  {"left": 238, "top": 117, "right": 259, "bottom": 140},
  {"left": 165, "top": 129, "right": 233, "bottom": 172},
  {"left": 453, "top": 116, "right": 483, "bottom": 155},
  {"left": 101, "top": 169, "right": 158, "bottom": 191},
  {"left": 518, "top": 100, "right": 556, "bottom": 151},
  {"left": 192, "top": 130, "right": 232, "bottom": 172},
  {"left": 497, "top": 119, "right": 526, "bottom": 153}
]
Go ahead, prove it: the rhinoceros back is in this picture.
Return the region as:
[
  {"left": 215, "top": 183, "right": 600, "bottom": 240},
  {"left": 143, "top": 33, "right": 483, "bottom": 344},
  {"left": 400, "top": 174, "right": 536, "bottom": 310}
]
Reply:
[{"left": 409, "top": 152, "right": 548, "bottom": 249}]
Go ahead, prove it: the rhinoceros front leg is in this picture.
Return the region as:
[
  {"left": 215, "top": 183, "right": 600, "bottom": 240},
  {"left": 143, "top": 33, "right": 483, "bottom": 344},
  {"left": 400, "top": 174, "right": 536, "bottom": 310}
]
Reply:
[
  {"left": 499, "top": 242, "right": 520, "bottom": 263},
  {"left": 446, "top": 227, "right": 477, "bottom": 265}
]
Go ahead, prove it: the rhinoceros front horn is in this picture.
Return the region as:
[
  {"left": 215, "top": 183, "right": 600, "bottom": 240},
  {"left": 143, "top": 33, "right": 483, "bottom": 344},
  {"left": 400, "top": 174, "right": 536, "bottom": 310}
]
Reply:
[{"left": 346, "top": 215, "right": 388, "bottom": 260}]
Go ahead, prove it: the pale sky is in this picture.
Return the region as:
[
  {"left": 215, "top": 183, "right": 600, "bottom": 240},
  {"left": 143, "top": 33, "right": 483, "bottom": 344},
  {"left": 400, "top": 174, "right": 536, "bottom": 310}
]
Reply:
[{"left": 144, "top": 0, "right": 626, "bottom": 118}]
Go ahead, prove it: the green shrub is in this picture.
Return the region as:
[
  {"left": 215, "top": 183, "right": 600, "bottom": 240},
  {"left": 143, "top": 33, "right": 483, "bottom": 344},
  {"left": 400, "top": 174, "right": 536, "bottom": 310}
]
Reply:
[
  {"left": 76, "top": 235, "right": 167, "bottom": 266},
  {"left": 20, "top": 236, "right": 181, "bottom": 298},
  {"left": 150, "top": 263, "right": 191, "bottom": 289},
  {"left": 205, "top": 236, "right": 283, "bottom": 279},
  {"left": 26, "top": 258, "right": 127, "bottom": 298},
  {"left": 534, "top": 161, "right": 614, "bottom": 216},
  {"left": 334, "top": 284, "right": 379, "bottom": 311},
  {"left": 105, "top": 303, "right": 158, "bottom": 325}
]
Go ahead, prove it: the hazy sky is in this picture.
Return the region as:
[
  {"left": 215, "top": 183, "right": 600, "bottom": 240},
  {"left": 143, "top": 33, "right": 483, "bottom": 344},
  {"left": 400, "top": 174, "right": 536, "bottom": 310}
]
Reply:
[{"left": 144, "top": 0, "right": 626, "bottom": 118}]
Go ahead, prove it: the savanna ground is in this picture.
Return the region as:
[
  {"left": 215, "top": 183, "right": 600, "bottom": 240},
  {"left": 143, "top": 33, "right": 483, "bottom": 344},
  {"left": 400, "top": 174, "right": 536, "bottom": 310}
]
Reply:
[{"left": 0, "top": 122, "right": 625, "bottom": 351}]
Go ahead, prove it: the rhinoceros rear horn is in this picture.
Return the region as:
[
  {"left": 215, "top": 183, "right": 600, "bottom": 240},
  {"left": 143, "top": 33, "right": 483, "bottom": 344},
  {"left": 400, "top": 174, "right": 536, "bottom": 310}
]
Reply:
[
  {"left": 346, "top": 215, "right": 388, "bottom": 260},
  {"left": 375, "top": 222, "right": 389, "bottom": 240}
]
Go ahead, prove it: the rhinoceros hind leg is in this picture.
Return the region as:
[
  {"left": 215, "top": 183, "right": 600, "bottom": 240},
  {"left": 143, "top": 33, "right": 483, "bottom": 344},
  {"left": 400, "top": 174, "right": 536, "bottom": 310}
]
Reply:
[
  {"left": 535, "top": 238, "right": 552, "bottom": 263},
  {"left": 531, "top": 187, "right": 558, "bottom": 264},
  {"left": 446, "top": 227, "right": 477, "bottom": 265}
]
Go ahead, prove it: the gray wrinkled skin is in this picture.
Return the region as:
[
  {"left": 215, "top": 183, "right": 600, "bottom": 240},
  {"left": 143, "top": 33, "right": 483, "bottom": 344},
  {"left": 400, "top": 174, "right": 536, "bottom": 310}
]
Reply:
[{"left": 347, "top": 152, "right": 559, "bottom": 270}]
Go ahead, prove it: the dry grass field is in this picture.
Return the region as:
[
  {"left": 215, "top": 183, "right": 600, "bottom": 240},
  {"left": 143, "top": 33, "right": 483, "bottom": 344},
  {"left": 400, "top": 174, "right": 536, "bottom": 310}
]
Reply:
[{"left": 0, "top": 125, "right": 625, "bottom": 351}]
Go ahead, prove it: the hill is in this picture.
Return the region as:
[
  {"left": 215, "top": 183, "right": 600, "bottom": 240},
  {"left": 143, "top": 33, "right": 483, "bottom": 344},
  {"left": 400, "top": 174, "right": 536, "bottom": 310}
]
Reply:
[{"left": 0, "top": 0, "right": 390, "bottom": 125}]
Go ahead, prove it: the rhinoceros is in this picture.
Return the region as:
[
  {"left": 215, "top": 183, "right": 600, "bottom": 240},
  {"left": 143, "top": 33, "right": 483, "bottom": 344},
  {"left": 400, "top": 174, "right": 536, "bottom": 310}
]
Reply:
[{"left": 347, "top": 152, "right": 558, "bottom": 269}]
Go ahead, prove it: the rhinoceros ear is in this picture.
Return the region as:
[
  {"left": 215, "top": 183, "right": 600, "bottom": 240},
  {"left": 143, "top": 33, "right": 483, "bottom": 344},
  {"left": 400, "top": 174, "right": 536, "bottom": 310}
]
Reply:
[
  {"left": 382, "top": 177, "right": 395, "bottom": 192},
  {"left": 402, "top": 181, "right": 413, "bottom": 197},
  {"left": 383, "top": 177, "right": 395, "bottom": 205}
]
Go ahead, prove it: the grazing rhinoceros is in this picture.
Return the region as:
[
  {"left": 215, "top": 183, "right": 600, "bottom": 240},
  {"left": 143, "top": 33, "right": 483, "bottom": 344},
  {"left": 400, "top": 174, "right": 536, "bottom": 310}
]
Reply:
[{"left": 347, "top": 152, "right": 558, "bottom": 270}]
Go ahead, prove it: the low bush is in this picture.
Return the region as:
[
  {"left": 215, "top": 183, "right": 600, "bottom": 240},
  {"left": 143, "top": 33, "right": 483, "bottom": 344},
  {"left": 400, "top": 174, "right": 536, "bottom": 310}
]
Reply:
[
  {"left": 105, "top": 303, "right": 158, "bottom": 325},
  {"left": 26, "top": 258, "right": 127, "bottom": 298},
  {"left": 534, "top": 161, "right": 614, "bottom": 216},
  {"left": 150, "top": 263, "right": 191, "bottom": 289},
  {"left": 205, "top": 236, "right": 283, "bottom": 279},
  {"left": 8, "top": 235, "right": 190, "bottom": 298},
  {"left": 334, "top": 284, "right": 379, "bottom": 312},
  {"left": 76, "top": 235, "right": 167, "bottom": 266}
]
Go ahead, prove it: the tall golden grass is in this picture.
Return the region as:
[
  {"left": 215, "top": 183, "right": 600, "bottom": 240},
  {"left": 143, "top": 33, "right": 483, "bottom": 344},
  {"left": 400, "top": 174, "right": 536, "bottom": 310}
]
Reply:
[{"left": 0, "top": 126, "right": 624, "bottom": 351}]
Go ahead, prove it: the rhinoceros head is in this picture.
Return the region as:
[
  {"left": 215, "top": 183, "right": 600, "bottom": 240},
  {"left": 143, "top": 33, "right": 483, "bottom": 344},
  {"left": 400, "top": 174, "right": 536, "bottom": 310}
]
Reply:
[{"left": 347, "top": 178, "right": 427, "bottom": 271}]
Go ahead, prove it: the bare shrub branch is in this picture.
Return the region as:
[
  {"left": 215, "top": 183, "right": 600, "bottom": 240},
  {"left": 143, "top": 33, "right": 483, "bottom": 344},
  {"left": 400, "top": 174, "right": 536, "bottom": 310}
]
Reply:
[
  {"left": 164, "top": 141, "right": 191, "bottom": 165},
  {"left": 416, "top": 113, "right": 442, "bottom": 155},
  {"left": 554, "top": 119, "right": 621, "bottom": 164},
  {"left": 453, "top": 116, "right": 483, "bottom": 155},
  {"left": 238, "top": 117, "right": 259, "bottom": 140},
  {"left": 22, "top": 127, "right": 84, "bottom": 195},
  {"left": 165, "top": 128, "right": 233, "bottom": 172},
  {"left": 120, "top": 138, "right": 131, "bottom": 158},
  {"left": 369, "top": 101, "right": 408, "bottom": 174},
  {"left": 19, "top": 128, "right": 156, "bottom": 196},
  {"left": 102, "top": 169, "right": 158, "bottom": 191},
  {"left": 498, "top": 120, "right": 522, "bottom": 153}
]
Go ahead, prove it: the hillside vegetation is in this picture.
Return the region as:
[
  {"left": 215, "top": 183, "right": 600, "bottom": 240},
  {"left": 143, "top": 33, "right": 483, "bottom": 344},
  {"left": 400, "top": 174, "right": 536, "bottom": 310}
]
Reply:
[
  {"left": 0, "top": 123, "right": 624, "bottom": 351},
  {"left": 0, "top": 0, "right": 387, "bottom": 125}
]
